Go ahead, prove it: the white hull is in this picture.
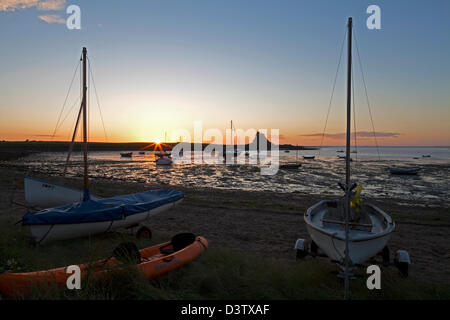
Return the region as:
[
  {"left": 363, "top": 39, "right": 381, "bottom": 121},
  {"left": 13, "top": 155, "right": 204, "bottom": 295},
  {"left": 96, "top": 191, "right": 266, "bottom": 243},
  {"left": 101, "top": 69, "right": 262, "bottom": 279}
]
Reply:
[
  {"left": 305, "top": 223, "right": 392, "bottom": 264},
  {"left": 304, "top": 200, "right": 395, "bottom": 265},
  {"left": 27, "top": 199, "right": 182, "bottom": 244},
  {"left": 24, "top": 177, "right": 101, "bottom": 208}
]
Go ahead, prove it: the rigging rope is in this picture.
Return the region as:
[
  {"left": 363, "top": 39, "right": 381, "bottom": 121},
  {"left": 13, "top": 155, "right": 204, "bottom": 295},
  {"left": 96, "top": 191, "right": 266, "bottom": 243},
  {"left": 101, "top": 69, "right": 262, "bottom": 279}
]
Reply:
[
  {"left": 318, "top": 29, "right": 347, "bottom": 158},
  {"left": 353, "top": 30, "right": 381, "bottom": 161},
  {"left": 88, "top": 57, "right": 108, "bottom": 142},
  {"left": 50, "top": 58, "right": 81, "bottom": 140},
  {"left": 59, "top": 95, "right": 81, "bottom": 139},
  {"left": 352, "top": 60, "right": 358, "bottom": 162}
]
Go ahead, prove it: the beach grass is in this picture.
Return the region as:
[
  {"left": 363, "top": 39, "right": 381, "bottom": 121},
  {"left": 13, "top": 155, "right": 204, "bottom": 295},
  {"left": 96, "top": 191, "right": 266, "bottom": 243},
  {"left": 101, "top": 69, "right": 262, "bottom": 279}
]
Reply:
[{"left": 0, "top": 217, "right": 449, "bottom": 300}]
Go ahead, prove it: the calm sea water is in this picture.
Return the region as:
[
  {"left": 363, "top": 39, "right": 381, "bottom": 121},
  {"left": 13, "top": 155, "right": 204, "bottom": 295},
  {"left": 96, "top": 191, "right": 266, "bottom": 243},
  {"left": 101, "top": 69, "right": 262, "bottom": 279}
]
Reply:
[{"left": 18, "top": 146, "right": 450, "bottom": 207}]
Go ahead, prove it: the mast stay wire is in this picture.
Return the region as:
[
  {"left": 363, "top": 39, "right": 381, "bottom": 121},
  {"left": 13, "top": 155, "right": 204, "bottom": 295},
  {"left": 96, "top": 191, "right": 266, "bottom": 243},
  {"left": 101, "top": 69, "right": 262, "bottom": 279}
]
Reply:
[
  {"left": 352, "top": 60, "right": 358, "bottom": 162},
  {"left": 61, "top": 95, "right": 81, "bottom": 140},
  {"left": 353, "top": 30, "right": 381, "bottom": 161},
  {"left": 88, "top": 57, "right": 108, "bottom": 142},
  {"left": 51, "top": 57, "right": 81, "bottom": 140},
  {"left": 318, "top": 29, "right": 347, "bottom": 158}
]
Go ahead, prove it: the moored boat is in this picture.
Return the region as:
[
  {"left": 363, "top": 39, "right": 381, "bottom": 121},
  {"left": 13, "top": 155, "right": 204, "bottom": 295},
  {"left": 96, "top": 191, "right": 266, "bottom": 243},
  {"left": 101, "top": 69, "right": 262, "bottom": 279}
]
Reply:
[
  {"left": 120, "top": 152, "right": 133, "bottom": 157},
  {"left": 389, "top": 167, "right": 420, "bottom": 175},
  {"left": 155, "top": 153, "right": 173, "bottom": 165},
  {"left": 280, "top": 163, "right": 301, "bottom": 170},
  {"left": 337, "top": 155, "right": 352, "bottom": 161}
]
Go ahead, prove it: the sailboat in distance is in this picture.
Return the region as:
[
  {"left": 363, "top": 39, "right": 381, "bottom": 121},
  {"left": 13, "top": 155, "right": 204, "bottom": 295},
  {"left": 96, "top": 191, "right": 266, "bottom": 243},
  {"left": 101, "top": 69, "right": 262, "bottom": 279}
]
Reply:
[
  {"left": 223, "top": 120, "right": 240, "bottom": 158},
  {"left": 22, "top": 48, "right": 183, "bottom": 244}
]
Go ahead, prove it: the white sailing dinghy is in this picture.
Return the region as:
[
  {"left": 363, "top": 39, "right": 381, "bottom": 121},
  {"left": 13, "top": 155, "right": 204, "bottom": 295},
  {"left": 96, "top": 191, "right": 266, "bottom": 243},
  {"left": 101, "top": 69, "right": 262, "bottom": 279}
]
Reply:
[
  {"left": 304, "top": 198, "right": 395, "bottom": 265},
  {"left": 296, "top": 18, "right": 409, "bottom": 298},
  {"left": 22, "top": 48, "right": 183, "bottom": 244},
  {"left": 24, "top": 176, "right": 102, "bottom": 208}
]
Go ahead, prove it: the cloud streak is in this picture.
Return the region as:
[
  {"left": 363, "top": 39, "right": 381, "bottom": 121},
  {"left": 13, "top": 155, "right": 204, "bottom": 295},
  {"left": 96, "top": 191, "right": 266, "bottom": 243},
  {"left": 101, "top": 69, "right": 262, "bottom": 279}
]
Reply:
[
  {"left": 33, "top": 134, "right": 62, "bottom": 137},
  {"left": 0, "top": 0, "right": 65, "bottom": 11},
  {"left": 38, "top": 13, "right": 64, "bottom": 23},
  {"left": 37, "top": 0, "right": 64, "bottom": 10},
  {"left": 299, "top": 131, "right": 401, "bottom": 139}
]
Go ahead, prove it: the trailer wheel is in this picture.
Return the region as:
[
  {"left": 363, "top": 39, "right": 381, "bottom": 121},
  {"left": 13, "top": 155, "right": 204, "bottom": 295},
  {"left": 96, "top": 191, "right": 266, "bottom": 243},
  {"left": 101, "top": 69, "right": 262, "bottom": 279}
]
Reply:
[
  {"left": 381, "top": 246, "right": 390, "bottom": 265},
  {"left": 397, "top": 262, "right": 409, "bottom": 277},
  {"left": 295, "top": 239, "right": 307, "bottom": 260},
  {"left": 28, "top": 237, "right": 37, "bottom": 248},
  {"left": 136, "top": 226, "right": 152, "bottom": 240},
  {"left": 310, "top": 241, "right": 318, "bottom": 257},
  {"left": 395, "top": 250, "right": 411, "bottom": 277}
]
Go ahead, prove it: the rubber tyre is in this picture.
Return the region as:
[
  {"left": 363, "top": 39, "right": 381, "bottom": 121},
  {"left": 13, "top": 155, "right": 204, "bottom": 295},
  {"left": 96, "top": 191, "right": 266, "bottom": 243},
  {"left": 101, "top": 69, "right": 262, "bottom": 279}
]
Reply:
[
  {"left": 136, "top": 226, "right": 152, "bottom": 240},
  {"left": 310, "top": 241, "right": 319, "bottom": 257},
  {"left": 381, "top": 246, "right": 390, "bottom": 265},
  {"left": 296, "top": 249, "right": 307, "bottom": 260},
  {"left": 397, "top": 262, "right": 409, "bottom": 277}
]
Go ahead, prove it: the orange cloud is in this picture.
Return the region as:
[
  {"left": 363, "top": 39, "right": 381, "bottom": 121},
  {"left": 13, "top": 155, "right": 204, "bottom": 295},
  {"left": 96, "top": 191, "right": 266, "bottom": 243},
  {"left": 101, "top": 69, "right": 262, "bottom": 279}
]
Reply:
[
  {"left": 0, "top": 0, "right": 65, "bottom": 11},
  {"left": 37, "top": 0, "right": 64, "bottom": 10},
  {"left": 38, "top": 13, "right": 65, "bottom": 24}
]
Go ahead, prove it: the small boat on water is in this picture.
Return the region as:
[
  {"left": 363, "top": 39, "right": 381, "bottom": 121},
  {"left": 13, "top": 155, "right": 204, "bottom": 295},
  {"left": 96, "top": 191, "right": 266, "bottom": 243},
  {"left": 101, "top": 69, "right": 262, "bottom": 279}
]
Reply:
[
  {"left": 280, "top": 163, "right": 301, "bottom": 170},
  {"left": 337, "top": 155, "right": 352, "bottom": 161},
  {"left": 0, "top": 233, "right": 208, "bottom": 298},
  {"left": 336, "top": 150, "right": 344, "bottom": 153},
  {"left": 120, "top": 152, "right": 133, "bottom": 157},
  {"left": 222, "top": 120, "right": 240, "bottom": 159},
  {"left": 139, "top": 151, "right": 145, "bottom": 155},
  {"left": 280, "top": 145, "right": 301, "bottom": 169},
  {"left": 389, "top": 167, "right": 421, "bottom": 175},
  {"left": 303, "top": 156, "right": 315, "bottom": 160},
  {"left": 155, "top": 153, "right": 173, "bottom": 165},
  {"left": 422, "top": 155, "right": 431, "bottom": 158}
]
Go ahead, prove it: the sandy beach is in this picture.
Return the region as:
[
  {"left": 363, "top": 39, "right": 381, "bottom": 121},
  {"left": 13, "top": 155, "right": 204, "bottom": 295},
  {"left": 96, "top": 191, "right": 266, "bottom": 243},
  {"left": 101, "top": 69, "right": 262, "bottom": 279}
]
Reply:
[{"left": 1, "top": 162, "right": 449, "bottom": 285}]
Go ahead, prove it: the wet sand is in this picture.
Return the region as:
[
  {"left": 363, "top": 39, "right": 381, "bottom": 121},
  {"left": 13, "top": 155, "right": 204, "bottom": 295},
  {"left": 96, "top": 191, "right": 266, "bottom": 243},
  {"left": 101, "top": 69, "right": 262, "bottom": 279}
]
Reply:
[{"left": 0, "top": 165, "right": 449, "bottom": 284}]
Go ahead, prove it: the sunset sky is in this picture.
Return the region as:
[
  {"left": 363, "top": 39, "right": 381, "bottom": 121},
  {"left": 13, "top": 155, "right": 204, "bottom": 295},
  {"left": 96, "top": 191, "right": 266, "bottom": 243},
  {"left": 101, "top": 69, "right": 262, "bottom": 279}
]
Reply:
[{"left": 0, "top": 0, "right": 449, "bottom": 146}]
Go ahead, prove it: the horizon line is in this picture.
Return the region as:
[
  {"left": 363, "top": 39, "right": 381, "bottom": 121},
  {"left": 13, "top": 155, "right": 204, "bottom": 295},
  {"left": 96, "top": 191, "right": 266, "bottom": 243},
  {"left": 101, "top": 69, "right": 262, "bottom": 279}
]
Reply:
[{"left": 1, "top": 140, "right": 449, "bottom": 148}]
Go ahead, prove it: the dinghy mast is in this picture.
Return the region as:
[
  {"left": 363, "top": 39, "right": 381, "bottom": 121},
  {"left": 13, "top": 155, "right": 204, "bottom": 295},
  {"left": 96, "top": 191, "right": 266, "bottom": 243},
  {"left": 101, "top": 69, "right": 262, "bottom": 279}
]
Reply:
[
  {"left": 82, "top": 47, "right": 90, "bottom": 201},
  {"left": 62, "top": 47, "right": 89, "bottom": 199},
  {"left": 344, "top": 17, "right": 352, "bottom": 300}
]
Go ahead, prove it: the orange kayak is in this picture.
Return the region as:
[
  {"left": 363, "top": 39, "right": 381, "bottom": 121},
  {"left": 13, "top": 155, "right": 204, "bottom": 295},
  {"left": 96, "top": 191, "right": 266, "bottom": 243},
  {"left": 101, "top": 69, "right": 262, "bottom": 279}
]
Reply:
[{"left": 0, "top": 234, "right": 208, "bottom": 298}]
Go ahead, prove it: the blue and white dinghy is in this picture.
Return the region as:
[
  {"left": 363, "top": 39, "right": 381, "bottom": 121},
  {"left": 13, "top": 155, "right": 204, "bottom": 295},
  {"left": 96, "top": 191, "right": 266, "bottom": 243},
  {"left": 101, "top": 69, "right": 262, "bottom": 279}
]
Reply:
[
  {"left": 22, "top": 190, "right": 183, "bottom": 244},
  {"left": 22, "top": 48, "right": 183, "bottom": 244}
]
